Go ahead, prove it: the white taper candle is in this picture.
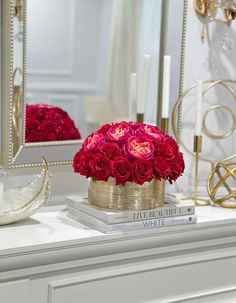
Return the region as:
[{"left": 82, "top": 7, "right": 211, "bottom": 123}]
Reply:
[
  {"left": 128, "top": 73, "right": 137, "bottom": 121},
  {"left": 195, "top": 79, "right": 203, "bottom": 136},
  {"left": 137, "top": 54, "right": 150, "bottom": 114},
  {"left": 161, "top": 56, "right": 171, "bottom": 118}
]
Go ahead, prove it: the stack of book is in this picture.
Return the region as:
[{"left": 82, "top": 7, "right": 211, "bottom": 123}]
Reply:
[{"left": 66, "top": 194, "right": 197, "bottom": 233}]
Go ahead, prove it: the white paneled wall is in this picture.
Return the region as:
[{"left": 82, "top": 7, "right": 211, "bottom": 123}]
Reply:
[{"left": 170, "top": 0, "right": 236, "bottom": 193}]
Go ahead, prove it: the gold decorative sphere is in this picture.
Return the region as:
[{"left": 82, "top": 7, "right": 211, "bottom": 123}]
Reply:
[{"left": 207, "top": 162, "right": 236, "bottom": 208}]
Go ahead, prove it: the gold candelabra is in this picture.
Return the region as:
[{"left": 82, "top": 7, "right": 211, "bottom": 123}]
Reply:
[
  {"left": 136, "top": 113, "right": 144, "bottom": 123},
  {"left": 161, "top": 117, "right": 169, "bottom": 133}
]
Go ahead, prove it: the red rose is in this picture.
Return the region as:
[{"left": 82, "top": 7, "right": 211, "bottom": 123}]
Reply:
[
  {"left": 157, "top": 136, "right": 179, "bottom": 161},
  {"left": 91, "top": 154, "right": 111, "bottom": 181},
  {"left": 99, "top": 142, "right": 121, "bottom": 159},
  {"left": 136, "top": 124, "right": 163, "bottom": 141},
  {"left": 97, "top": 124, "right": 111, "bottom": 135},
  {"left": 169, "top": 152, "right": 185, "bottom": 182},
  {"left": 129, "top": 122, "right": 144, "bottom": 130},
  {"left": 111, "top": 157, "right": 131, "bottom": 185},
  {"left": 152, "top": 158, "right": 171, "bottom": 180},
  {"left": 132, "top": 159, "right": 153, "bottom": 185},
  {"left": 73, "top": 150, "right": 93, "bottom": 177}
]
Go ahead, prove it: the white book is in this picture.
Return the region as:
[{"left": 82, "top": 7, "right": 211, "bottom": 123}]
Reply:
[
  {"left": 67, "top": 206, "right": 197, "bottom": 234},
  {"left": 66, "top": 195, "right": 195, "bottom": 224}
]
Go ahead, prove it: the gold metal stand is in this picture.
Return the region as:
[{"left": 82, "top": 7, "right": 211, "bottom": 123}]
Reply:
[
  {"left": 136, "top": 113, "right": 144, "bottom": 123},
  {"left": 193, "top": 135, "right": 210, "bottom": 206},
  {"left": 161, "top": 117, "right": 169, "bottom": 133}
]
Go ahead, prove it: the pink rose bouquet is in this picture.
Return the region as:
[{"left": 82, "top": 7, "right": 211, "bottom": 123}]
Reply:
[{"left": 73, "top": 122, "right": 185, "bottom": 186}]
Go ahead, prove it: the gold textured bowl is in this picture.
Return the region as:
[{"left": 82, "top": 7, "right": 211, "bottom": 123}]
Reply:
[{"left": 88, "top": 177, "right": 164, "bottom": 210}]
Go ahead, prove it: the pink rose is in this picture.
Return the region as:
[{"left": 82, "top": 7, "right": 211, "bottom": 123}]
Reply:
[
  {"left": 136, "top": 125, "right": 163, "bottom": 141},
  {"left": 123, "top": 136, "right": 154, "bottom": 160},
  {"left": 107, "top": 122, "right": 131, "bottom": 143},
  {"left": 132, "top": 159, "right": 153, "bottom": 185},
  {"left": 111, "top": 157, "right": 131, "bottom": 185},
  {"left": 83, "top": 133, "right": 106, "bottom": 152}
]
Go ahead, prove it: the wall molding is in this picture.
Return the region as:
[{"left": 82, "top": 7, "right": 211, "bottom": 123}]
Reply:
[{"left": 27, "top": 82, "right": 97, "bottom": 94}]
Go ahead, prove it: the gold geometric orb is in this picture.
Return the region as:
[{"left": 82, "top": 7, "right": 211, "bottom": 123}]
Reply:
[{"left": 207, "top": 162, "right": 236, "bottom": 208}]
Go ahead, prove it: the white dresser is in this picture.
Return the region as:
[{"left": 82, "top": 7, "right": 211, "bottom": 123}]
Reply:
[{"left": 1, "top": 205, "right": 236, "bottom": 303}]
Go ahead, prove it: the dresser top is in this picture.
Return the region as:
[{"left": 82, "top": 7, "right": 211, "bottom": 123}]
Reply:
[{"left": 1, "top": 204, "right": 236, "bottom": 255}]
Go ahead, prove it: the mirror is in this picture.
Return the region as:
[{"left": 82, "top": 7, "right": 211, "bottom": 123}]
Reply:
[{"left": 2, "top": 0, "right": 178, "bottom": 168}]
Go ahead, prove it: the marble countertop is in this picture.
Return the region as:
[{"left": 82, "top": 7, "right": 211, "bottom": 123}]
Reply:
[{"left": 1, "top": 204, "right": 236, "bottom": 255}]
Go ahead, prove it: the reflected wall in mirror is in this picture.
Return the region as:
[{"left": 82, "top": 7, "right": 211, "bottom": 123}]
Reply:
[
  {"left": 2, "top": 0, "right": 174, "bottom": 168},
  {"left": 25, "top": 0, "right": 162, "bottom": 143}
]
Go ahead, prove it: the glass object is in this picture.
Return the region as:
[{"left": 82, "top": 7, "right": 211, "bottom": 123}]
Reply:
[
  {"left": 0, "top": 158, "right": 51, "bottom": 225},
  {"left": 221, "top": 26, "right": 233, "bottom": 50}
]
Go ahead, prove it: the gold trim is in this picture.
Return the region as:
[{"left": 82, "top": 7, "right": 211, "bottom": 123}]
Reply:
[
  {"left": 193, "top": 0, "right": 217, "bottom": 17},
  {"left": 13, "top": 67, "right": 23, "bottom": 156}
]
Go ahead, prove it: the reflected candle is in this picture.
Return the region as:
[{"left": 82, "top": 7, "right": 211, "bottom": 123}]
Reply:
[
  {"left": 195, "top": 80, "right": 203, "bottom": 136},
  {"left": 161, "top": 56, "right": 171, "bottom": 118},
  {"left": 129, "top": 73, "right": 137, "bottom": 121},
  {"left": 137, "top": 54, "right": 150, "bottom": 114}
]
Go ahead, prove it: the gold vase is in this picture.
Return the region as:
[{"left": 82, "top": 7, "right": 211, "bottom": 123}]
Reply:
[{"left": 88, "top": 177, "right": 165, "bottom": 211}]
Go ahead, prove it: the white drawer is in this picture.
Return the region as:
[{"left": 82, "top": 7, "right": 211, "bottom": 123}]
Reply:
[{"left": 0, "top": 279, "right": 30, "bottom": 303}]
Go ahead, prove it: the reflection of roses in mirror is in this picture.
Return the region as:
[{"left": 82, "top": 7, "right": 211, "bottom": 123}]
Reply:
[
  {"left": 26, "top": 104, "right": 81, "bottom": 142},
  {"left": 73, "top": 121, "right": 185, "bottom": 186}
]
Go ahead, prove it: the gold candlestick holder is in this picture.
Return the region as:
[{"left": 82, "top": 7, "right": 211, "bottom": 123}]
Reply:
[
  {"left": 193, "top": 135, "right": 210, "bottom": 206},
  {"left": 136, "top": 113, "right": 144, "bottom": 123},
  {"left": 161, "top": 117, "right": 169, "bottom": 133}
]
